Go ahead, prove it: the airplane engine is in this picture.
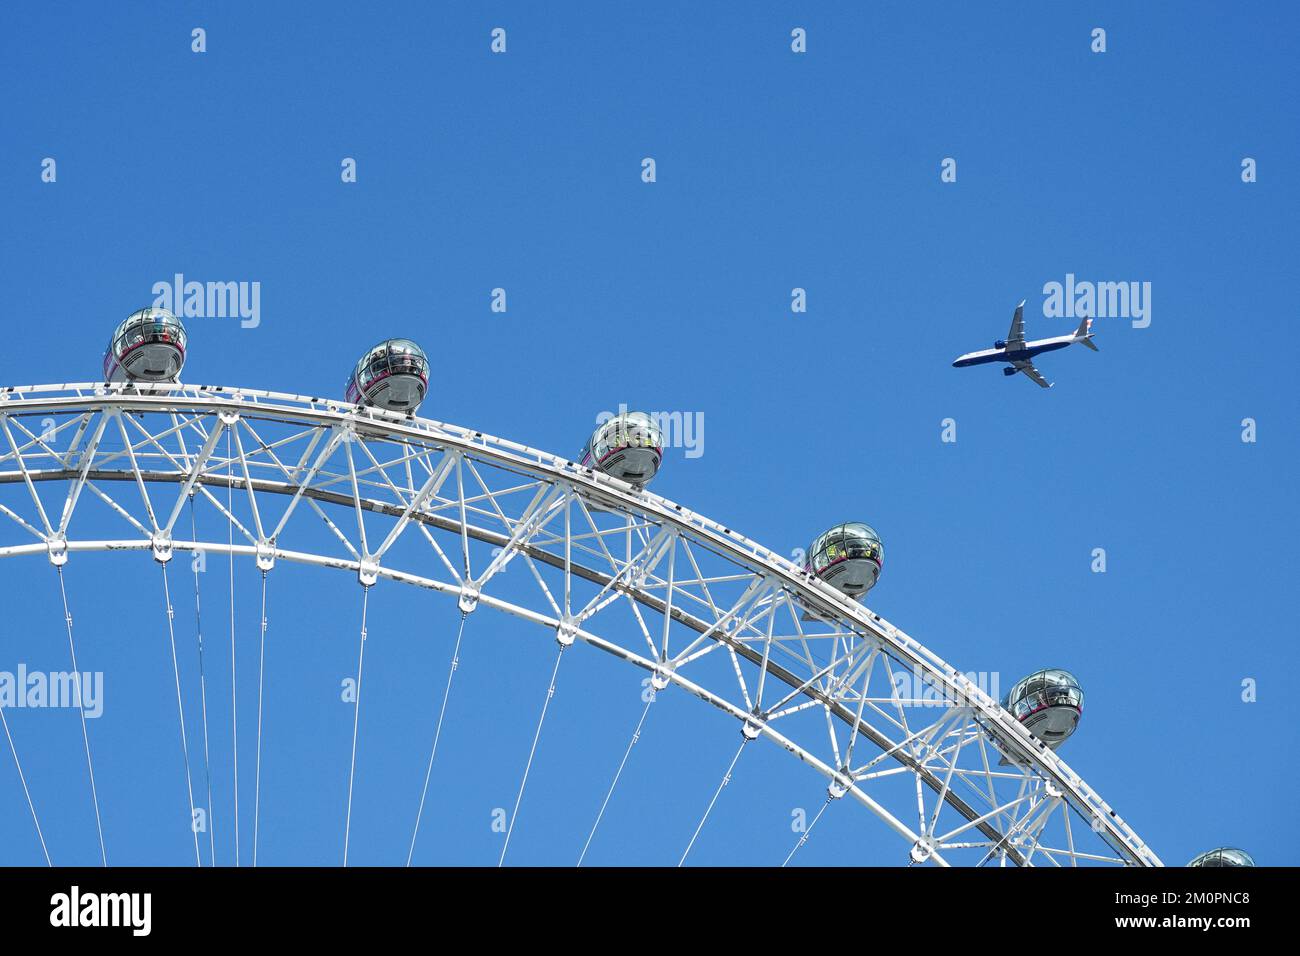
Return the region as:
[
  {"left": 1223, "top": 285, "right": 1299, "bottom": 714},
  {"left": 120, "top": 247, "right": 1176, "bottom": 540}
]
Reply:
[
  {"left": 994, "top": 339, "right": 1007, "bottom": 349},
  {"left": 1002, "top": 367, "right": 1017, "bottom": 376}
]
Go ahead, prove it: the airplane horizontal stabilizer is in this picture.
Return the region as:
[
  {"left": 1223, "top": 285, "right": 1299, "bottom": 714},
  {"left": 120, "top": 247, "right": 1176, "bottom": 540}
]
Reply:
[{"left": 1074, "top": 316, "right": 1099, "bottom": 351}]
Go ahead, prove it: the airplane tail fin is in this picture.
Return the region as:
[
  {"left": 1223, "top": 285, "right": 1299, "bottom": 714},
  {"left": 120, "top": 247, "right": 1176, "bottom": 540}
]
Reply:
[{"left": 1075, "top": 316, "right": 1099, "bottom": 351}]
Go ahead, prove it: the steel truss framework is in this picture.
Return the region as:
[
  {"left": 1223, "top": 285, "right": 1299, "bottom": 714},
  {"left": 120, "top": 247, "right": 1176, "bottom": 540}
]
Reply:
[{"left": 0, "top": 382, "right": 1162, "bottom": 867}]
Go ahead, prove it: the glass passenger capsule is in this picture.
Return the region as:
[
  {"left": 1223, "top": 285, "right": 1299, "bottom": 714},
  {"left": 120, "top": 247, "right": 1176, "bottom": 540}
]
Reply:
[
  {"left": 1003, "top": 668, "right": 1084, "bottom": 749},
  {"left": 579, "top": 411, "right": 664, "bottom": 486},
  {"left": 1188, "top": 847, "right": 1255, "bottom": 868},
  {"left": 345, "top": 339, "right": 430, "bottom": 412},
  {"left": 102, "top": 307, "right": 188, "bottom": 383},
  {"left": 805, "top": 522, "right": 883, "bottom": 598}
]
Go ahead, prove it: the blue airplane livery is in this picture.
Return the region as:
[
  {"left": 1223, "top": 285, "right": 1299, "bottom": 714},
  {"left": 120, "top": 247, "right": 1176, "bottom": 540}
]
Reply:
[{"left": 952, "top": 300, "right": 1098, "bottom": 388}]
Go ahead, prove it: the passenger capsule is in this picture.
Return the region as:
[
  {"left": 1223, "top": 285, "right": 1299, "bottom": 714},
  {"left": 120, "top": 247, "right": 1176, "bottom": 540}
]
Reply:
[
  {"left": 805, "top": 522, "right": 883, "bottom": 599},
  {"left": 1003, "top": 668, "right": 1084, "bottom": 749},
  {"left": 1188, "top": 847, "right": 1255, "bottom": 868},
  {"left": 580, "top": 411, "right": 663, "bottom": 486},
  {"left": 102, "top": 307, "right": 187, "bottom": 383},
  {"left": 345, "top": 339, "right": 429, "bottom": 412}
]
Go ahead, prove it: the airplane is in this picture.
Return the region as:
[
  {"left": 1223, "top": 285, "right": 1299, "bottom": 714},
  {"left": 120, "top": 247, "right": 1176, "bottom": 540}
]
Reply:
[{"left": 952, "top": 300, "right": 1098, "bottom": 388}]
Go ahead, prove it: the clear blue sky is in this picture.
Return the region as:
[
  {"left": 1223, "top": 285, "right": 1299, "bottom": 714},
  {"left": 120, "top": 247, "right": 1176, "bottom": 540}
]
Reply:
[{"left": 0, "top": 1, "right": 1296, "bottom": 866}]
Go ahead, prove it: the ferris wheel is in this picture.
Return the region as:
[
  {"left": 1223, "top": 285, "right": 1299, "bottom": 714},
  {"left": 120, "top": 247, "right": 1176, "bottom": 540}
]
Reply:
[{"left": 0, "top": 309, "right": 1168, "bottom": 868}]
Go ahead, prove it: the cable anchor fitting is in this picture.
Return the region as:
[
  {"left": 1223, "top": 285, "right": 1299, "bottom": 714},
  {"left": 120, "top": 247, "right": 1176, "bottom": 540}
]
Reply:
[
  {"left": 46, "top": 533, "right": 69, "bottom": 567},
  {"left": 151, "top": 529, "right": 174, "bottom": 563}
]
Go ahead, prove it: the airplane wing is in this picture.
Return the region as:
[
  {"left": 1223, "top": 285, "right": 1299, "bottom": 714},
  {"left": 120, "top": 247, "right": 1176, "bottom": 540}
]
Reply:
[
  {"left": 1005, "top": 300, "right": 1027, "bottom": 350},
  {"left": 1013, "top": 359, "right": 1052, "bottom": 388}
]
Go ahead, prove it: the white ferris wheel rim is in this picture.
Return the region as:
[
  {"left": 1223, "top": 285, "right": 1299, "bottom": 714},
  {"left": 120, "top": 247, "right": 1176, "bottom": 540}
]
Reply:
[{"left": 0, "top": 381, "right": 1162, "bottom": 867}]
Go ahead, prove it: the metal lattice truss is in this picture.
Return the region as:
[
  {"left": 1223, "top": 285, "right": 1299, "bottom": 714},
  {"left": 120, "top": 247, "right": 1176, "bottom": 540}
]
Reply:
[{"left": 0, "top": 382, "right": 1161, "bottom": 866}]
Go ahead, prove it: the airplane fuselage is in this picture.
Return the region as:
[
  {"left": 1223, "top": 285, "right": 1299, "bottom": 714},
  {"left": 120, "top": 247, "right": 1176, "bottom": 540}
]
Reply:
[{"left": 951, "top": 334, "right": 1076, "bottom": 368}]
